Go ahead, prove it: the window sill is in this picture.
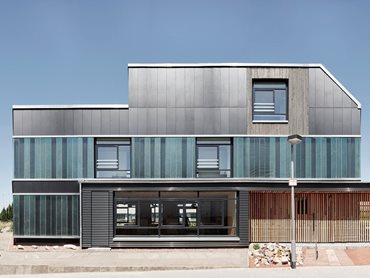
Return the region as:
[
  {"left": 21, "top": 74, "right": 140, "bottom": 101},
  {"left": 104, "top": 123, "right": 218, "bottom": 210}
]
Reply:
[{"left": 252, "top": 120, "right": 288, "bottom": 124}]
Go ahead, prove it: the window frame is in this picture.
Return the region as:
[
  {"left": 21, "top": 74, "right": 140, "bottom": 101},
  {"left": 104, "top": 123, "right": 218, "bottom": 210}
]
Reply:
[
  {"left": 95, "top": 139, "right": 131, "bottom": 179},
  {"left": 252, "top": 79, "right": 289, "bottom": 123},
  {"left": 196, "top": 139, "right": 232, "bottom": 178}
]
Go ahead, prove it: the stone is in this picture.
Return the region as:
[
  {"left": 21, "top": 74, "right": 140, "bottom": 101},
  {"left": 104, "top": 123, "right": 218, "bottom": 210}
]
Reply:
[
  {"left": 32, "top": 245, "right": 38, "bottom": 249},
  {"left": 53, "top": 245, "right": 59, "bottom": 250},
  {"left": 273, "top": 257, "right": 281, "bottom": 264},
  {"left": 64, "top": 244, "right": 78, "bottom": 250},
  {"left": 281, "top": 256, "right": 289, "bottom": 264},
  {"left": 45, "top": 246, "right": 49, "bottom": 250},
  {"left": 17, "top": 245, "right": 24, "bottom": 250}
]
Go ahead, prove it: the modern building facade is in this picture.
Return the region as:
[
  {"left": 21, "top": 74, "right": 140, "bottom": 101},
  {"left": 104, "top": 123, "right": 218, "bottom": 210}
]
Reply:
[{"left": 12, "top": 63, "right": 368, "bottom": 248}]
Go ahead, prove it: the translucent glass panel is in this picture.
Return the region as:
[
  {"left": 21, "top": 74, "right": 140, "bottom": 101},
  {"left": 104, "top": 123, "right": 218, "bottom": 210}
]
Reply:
[
  {"left": 131, "top": 137, "right": 195, "bottom": 178},
  {"left": 13, "top": 195, "right": 79, "bottom": 237},
  {"left": 14, "top": 138, "right": 94, "bottom": 179},
  {"left": 233, "top": 137, "right": 360, "bottom": 178}
]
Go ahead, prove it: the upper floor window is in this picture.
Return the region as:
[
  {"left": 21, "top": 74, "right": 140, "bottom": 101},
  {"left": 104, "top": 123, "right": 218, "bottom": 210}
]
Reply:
[
  {"left": 253, "top": 80, "right": 288, "bottom": 122},
  {"left": 196, "top": 138, "right": 231, "bottom": 178},
  {"left": 96, "top": 139, "right": 130, "bottom": 178}
]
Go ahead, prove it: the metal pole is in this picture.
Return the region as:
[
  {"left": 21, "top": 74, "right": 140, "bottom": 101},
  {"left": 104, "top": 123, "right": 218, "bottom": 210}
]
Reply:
[{"left": 290, "top": 144, "right": 297, "bottom": 269}]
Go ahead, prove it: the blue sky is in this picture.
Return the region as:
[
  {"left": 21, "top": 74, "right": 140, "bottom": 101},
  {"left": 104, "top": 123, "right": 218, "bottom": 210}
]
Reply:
[{"left": 0, "top": 0, "right": 369, "bottom": 207}]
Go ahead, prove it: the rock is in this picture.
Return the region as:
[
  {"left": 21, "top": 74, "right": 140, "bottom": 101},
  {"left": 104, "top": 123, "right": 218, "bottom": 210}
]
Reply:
[
  {"left": 64, "top": 244, "right": 78, "bottom": 250},
  {"left": 32, "top": 245, "right": 38, "bottom": 249},
  {"left": 281, "top": 256, "right": 289, "bottom": 264},
  {"left": 53, "top": 245, "right": 59, "bottom": 250},
  {"left": 1, "top": 227, "right": 10, "bottom": 233},
  {"left": 17, "top": 245, "right": 24, "bottom": 250},
  {"left": 45, "top": 246, "right": 49, "bottom": 250},
  {"left": 273, "top": 257, "right": 281, "bottom": 264}
]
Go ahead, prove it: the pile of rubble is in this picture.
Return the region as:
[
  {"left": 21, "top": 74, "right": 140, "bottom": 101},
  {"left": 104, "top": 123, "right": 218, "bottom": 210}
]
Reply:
[{"left": 249, "top": 243, "right": 304, "bottom": 267}]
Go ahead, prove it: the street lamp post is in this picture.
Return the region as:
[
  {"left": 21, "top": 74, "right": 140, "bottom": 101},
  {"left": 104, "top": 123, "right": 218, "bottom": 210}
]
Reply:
[{"left": 287, "top": 134, "right": 302, "bottom": 269}]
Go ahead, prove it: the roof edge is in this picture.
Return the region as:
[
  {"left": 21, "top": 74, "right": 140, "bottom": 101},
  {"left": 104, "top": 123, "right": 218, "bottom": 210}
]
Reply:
[{"left": 12, "top": 104, "right": 129, "bottom": 110}]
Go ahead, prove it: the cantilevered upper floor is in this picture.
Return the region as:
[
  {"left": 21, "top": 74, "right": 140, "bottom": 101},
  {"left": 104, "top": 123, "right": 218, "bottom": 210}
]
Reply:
[{"left": 13, "top": 63, "right": 360, "bottom": 136}]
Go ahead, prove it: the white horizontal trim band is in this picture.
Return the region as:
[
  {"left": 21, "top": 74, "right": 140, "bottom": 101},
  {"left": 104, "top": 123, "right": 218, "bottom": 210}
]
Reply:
[
  {"left": 13, "top": 104, "right": 129, "bottom": 109},
  {"left": 12, "top": 134, "right": 362, "bottom": 138}
]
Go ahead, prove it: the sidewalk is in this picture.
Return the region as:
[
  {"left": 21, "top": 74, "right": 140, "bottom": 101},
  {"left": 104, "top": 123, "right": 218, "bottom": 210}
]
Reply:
[{"left": 0, "top": 232, "right": 248, "bottom": 275}]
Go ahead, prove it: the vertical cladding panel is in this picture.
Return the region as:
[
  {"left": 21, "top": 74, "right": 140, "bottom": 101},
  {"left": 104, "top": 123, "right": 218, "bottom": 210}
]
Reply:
[
  {"left": 203, "top": 68, "right": 221, "bottom": 107},
  {"left": 157, "top": 68, "right": 167, "bottom": 107},
  {"left": 137, "top": 68, "right": 148, "bottom": 107},
  {"left": 73, "top": 110, "right": 83, "bottom": 135},
  {"left": 13, "top": 110, "right": 23, "bottom": 136},
  {"left": 342, "top": 108, "right": 352, "bottom": 135},
  {"left": 351, "top": 109, "right": 361, "bottom": 135},
  {"left": 128, "top": 108, "right": 138, "bottom": 135},
  {"left": 64, "top": 110, "right": 74, "bottom": 135},
  {"left": 203, "top": 108, "right": 221, "bottom": 134},
  {"left": 239, "top": 191, "right": 249, "bottom": 244},
  {"left": 194, "top": 68, "right": 204, "bottom": 107},
  {"left": 91, "top": 191, "right": 109, "bottom": 247},
  {"left": 315, "top": 69, "right": 325, "bottom": 108},
  {"left": 309, "top": 68, "right": 316, "bottom": 107},
  {"left": 184, "top": 68, "right": 195, "bottom": 107},
  {"left": 237, "top": 68, "right": 247, "bottom": 107},
  {"left": 138, "top": 108, "right": 148, "bottom": 135},
  {"left": 54, "top": 110, "right": 65, "bottom": 135},
  {"left": 128, "top": 68, "right": 138, "bottom": 107},
  {"left": 147, "top": 108, "right": 158, "bottom": 135},
  {"left": 194, "top": 108, "right": 204, "bottom": 134},
  {"left": 82, "top": 189, "right": 92, "bottom": 247},
  {"left": 315, "top": 108, "right": 326, "bottom": 135},
  {"left": 82, "top": 110, "right": 92, "bottom": 135},
  {"left": 101, "top": 110, "right": 111, "bottom": 134},
  {"left": 166, "top": 108, "right": 176, "bottom": 134},
  {"left": 110, "top": 109, "right": 120, "bottom": 135},
  {"left": 147, "top": 68, "right": 158, "bottom": 108},
  {"left": 220, "top": 68, "right": 230, "bottom": 107},
  {"left": 166, "top": 69, "right": 176, "bottom": 107},
  {"left": 119, "top": 109, "right": 129, "bottom": 134},
  {"left": 13, "top": 194, "right": 79, "bottom": 237},
  {"left": 21, "top": 111, "right": 32, "bottom": 135},
  {"left": 220, "top": 108, "right": 230, "bottom": 134},
  {"left": 324, "top": 74, "right": 334, "bottom": 108},
  {"left": 175, "top": 68, "right": 185, "bottom": 107},
  {"left": 175, "top": 108, "right": 186, "bottom": 134},
  {"left": 157, "top": 108, "right": 167, "bottom": 134},
  {"left": 229, "top": 68, "right": 239, "bottom": 107},
  {"left": 184, "top": 108, "right": 195, "bottom": 134},
  {"left": 333, "top": 108, "right": 343, "bottom": 134},
  {"left": 323, "top": 108, "right": 334, "bottom": 135}
]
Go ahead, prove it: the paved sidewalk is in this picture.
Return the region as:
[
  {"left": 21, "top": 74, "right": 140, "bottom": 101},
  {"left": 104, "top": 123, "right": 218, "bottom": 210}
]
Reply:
[{"left": 0, "top": 232, "right": 248, "bottom": 274}]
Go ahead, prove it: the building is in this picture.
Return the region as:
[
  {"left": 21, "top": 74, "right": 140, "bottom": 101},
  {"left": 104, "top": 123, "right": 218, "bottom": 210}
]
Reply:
[{"left": 12, "top": 63, "right": 368, "bottom": 248}]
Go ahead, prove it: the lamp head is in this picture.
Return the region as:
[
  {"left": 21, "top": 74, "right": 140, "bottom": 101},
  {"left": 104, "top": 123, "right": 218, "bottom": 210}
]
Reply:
[{"left": 287, "top": 134, "right": 303, "bottom": 145}]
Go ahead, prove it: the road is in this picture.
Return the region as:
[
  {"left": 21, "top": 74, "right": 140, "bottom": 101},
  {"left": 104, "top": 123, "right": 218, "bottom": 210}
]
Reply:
[{"left": 2, "top": 266, "right": 370, "bottom": 278}]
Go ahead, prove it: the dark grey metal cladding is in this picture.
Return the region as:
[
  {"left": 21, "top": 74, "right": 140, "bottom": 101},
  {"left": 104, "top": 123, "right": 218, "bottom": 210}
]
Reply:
[
  {"left": 81, "top": 189, "right": 92, "bottom": 248},
  {"left": 128, "top": 67, "right": 248, "bottom": 135},
  {"left": 239, "top": 191, "right": 249, "bottom": 245},
  {"left": 13, "top": 108, "right": 129, "bottom": 136},
  {"left": 91, "top": 191, "right": 110, "bottom": 247},
  {"left": 308, "top": 68, "right": 360, "bottom": 135},
  {"left": 12, "top": 180, "right": 79, "bottom": 193}
]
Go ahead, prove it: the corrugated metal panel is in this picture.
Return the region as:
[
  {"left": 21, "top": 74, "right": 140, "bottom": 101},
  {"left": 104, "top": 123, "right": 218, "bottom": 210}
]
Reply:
[
  {"left": 82, "top": 189, "right": 92, "bottom": 248},
  {"left": 91, "top": 191, "right": 109, "bottom": 247},
  {"left": 239, "top": 191, "right": 249, "bottom": 245}
]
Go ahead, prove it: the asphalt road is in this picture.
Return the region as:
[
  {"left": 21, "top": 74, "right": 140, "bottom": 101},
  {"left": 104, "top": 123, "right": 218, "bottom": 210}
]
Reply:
[{"left": 2, "top": 266, "right": 370, "bottom": 278}]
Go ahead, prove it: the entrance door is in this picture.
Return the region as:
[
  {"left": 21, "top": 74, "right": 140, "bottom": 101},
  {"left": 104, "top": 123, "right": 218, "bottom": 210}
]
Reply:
[{"left": 91, "top": 191, "right": 109, "bottom": 247}]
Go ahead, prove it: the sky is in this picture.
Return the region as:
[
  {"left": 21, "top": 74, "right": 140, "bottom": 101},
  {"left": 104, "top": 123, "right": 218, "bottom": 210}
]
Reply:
[{"left": 0, "top": 0, "right": 370, "bottom": 208}]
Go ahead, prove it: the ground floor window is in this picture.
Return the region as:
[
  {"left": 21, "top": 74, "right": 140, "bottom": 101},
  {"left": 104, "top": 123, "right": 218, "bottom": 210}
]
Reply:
[{"left": 114, "top": 191, "right": 237, "bottom": 237}]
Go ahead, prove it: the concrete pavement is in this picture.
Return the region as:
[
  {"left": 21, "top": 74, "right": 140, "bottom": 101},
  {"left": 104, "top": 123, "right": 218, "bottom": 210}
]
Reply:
[{"left": 2, "top": 266, "right": 370, "bottom": 278}]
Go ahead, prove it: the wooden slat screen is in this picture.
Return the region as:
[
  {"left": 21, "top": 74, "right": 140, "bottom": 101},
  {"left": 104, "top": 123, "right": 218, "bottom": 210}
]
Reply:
[{"left": 249, "top": 192, "right": 370, "bottom": 243}]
